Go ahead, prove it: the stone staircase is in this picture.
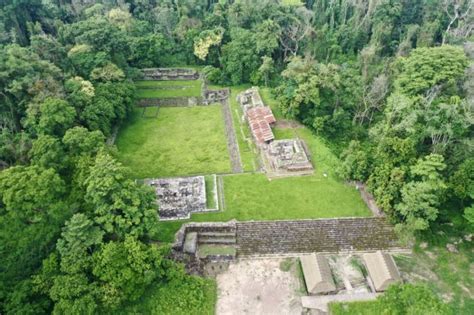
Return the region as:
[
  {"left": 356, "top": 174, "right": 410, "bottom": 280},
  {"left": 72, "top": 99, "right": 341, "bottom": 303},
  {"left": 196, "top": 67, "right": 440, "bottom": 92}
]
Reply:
[
  {"left": 236, "top": 218, "right": 401, "bottom": 256},
  {"left": 198, "top": 232, "right": 237, "bottom": 245},
  {"left": 173, "top": 221, "right": 237, "bottom": 252}
]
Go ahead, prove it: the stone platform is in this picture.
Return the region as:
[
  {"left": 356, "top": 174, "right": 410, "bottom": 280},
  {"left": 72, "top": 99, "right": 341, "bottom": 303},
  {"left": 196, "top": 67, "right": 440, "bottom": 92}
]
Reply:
[
  {"left": 145, "top": 176, "right": 206, "bottom": 220},
  {"left": 236, "top": 218, "right": 401, "bottom": 256}
]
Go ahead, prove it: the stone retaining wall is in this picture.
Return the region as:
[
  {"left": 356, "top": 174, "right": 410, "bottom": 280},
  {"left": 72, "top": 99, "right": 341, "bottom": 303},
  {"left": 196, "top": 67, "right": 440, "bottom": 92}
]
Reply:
[
  {"left": 137, "top": 90, "right": 229, "bottom": 108},
  {"left": 142, "top": 68, "right": 199, "bottom": 80},
  {"left": 236, "top": 218, "right": 401, "bottom": 256},
  {"left": 137, "top": 97, "right": 204, "bottom": 107},
  {"left": 173, "top": 218, "right": 402, "bottom": 258}
]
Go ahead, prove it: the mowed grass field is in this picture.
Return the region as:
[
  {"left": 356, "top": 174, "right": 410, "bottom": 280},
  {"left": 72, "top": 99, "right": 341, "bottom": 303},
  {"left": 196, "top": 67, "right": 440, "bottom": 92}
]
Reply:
[
  {"left": 135, "top": 80, "right": 202, "bottom": 98},
  {"left": 154, "top": 124, "right": 371, "bottom": 242},
  {"left": 116, "top": 105, "right": 231, "bottom": 178}
]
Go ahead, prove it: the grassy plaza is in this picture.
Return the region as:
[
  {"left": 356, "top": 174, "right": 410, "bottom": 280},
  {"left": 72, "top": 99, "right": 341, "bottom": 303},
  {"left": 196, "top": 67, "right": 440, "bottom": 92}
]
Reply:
[{"left": 116, "top": 105, "right": 231, "bottom": 178}]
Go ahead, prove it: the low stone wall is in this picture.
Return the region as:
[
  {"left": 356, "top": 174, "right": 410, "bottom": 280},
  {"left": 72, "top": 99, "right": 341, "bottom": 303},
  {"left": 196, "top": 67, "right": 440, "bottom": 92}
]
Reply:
[
  {"left": 137, "top": 97, "right": 204, "bottom": 107},
  {"left": 348, "top": 181, "right": 383, "bottom": 217},
  {"left": 142, "top": 68, "right": 199, "bottom": 80}
]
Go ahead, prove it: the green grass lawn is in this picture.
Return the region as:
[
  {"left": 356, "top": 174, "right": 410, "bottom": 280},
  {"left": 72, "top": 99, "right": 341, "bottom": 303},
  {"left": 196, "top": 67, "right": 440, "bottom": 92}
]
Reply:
[
  {"left": 198, "top": 245, "right": 236, "bottom": 258},
  {"left": 393, "top": 237, "right": 474, "bottom": 314},
  {"left": 204, "top": 175, "right": 217, "bottom": 209},
  {"left": 329, "top": 300, "right": 382, "bottom": 315},
  {"left": 153, "top": 124, "right": 371, "bottom": 242},
  {"left": 260, "top": 87, "right": 285, "bottom": 119},
  {"left": 116, "top": 106, "right": 231, "bottom": 178},
  {"left": 135, "top": 80, "right": 202, "bottom": 98}
]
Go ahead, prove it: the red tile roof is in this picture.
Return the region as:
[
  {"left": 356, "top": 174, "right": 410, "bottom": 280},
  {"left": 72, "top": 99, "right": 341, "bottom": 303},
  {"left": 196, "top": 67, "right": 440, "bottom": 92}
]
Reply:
[{"left": 246, "top": 106, "right": 276, "bottom": 144}]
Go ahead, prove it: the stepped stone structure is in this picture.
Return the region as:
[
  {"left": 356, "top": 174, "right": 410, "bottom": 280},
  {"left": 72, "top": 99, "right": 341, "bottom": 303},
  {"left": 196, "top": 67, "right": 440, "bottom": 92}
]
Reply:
[
  {"left": 236, "top": 218, "right": 401, "bottom": 256},
  {"left": 174, "top": 221, "right": 237, "bottom": 249},
  {"left": 171, "top": 222, "right": 237, "bottom": 276},
  {"left": 142, "top": 68, "right": 199, "bottom": 80},
  {"left": 264, "top": 139, "right": 314, "bottom": 175},
  {"left": 174, "top": 218, "right": 401, "bottom": 258},
  {"left": 145, "top": 176, "right": 206, "bottom": 220}
]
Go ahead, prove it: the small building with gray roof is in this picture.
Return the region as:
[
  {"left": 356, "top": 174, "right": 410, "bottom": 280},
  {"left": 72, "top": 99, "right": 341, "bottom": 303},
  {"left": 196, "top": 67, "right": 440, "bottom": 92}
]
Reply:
[
  {"left": 300, "top": 253, "right": 336, "bottom": 295},
  {"left": 363, "top": 250, "right": 401, "bottom": 292}
]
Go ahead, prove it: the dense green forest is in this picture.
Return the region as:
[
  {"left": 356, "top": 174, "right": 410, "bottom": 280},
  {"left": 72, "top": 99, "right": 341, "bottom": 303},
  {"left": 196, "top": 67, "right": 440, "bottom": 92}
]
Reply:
[{"left": 0, "top": 0, "right": 472, "bottom": 314}]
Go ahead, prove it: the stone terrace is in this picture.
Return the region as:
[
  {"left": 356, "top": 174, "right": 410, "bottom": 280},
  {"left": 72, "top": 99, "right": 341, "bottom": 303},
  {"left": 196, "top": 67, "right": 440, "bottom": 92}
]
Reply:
[
  {"left": 142, "top": 68, "right": 199, "bottom": 80},
  {"left": 236, "top": 218, "right": 401, "bottom": 256},
  {"left": 264, "top": 139, "right": 313, "bottom": 174}
]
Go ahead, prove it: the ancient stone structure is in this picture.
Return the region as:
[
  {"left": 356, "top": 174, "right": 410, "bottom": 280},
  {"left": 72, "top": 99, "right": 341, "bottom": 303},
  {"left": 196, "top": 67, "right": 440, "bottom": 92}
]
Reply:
[
  {"left": 142, "top": 68, "right": 199, "bottom": 80},
  {"left": 221, "top": 99, "right": 243, "bottom": 173},
  {"left": 137, "top": 97, "right": 203, "bottom": 107},
  {"left": 145, "top": 176, "right": 206, "bottom": 220},
  {"left": 203, "top": 88, "right": 230, "bottom": 104},
  {"left": 173, "top": 218, "right": 402, "bottom": 258},
  {"left": 263, "top": 139, "right": 313, "bottom": 175},
  {"left": 173, "top": 221, "right": 237, "bottom": 274},
  {"left": 237, "top": 87, "right": 316, "bottom": 176},
  {"left": 174, "top": 221, "right": 237, "bottom": 250},
  {"left": 236, "top": 218, "right": 401, "bottom": 256},
  {"left": 237, "top": 86, "right": 264, "bottom": 112}
]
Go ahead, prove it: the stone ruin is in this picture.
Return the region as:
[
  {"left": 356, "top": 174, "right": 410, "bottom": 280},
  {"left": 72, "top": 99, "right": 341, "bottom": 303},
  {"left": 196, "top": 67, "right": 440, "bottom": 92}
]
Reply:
[
  {"left": 172, "top": 221, "right": 237, "bottom": 275},
  {"left": 145, "top": 176, "right": 206, "bottom": 220},
  {"left": 203, "top": 88, "right": 230, "bottom": 104},
  {"left": 142, "top": 68, "right": 199, "bottom": 80},
  {"left": 237, "top": 87, "right": 314, "bottom": 176},
  {"left": 237, "top": 86, "right": 264, "bottom": 112},
  {"left": 264, "top": 139, "right": 313, "bottom": 174}
]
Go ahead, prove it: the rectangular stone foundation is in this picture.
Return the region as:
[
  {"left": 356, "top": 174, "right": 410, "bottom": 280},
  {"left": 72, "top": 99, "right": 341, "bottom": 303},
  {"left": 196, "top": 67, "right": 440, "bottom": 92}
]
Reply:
[
  {"left": 145, "top": 176, "right": 206, "bottom": 220},
  {"left": 262, "top": 139, "right": 314, "bottom": 178}
]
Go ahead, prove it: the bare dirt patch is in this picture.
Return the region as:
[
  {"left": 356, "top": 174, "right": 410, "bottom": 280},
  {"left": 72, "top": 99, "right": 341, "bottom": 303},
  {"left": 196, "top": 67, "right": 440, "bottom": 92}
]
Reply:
[
  {"left": 273, "top": 119, "right": 304, "bottom": 129},
  {"left": 216, "top": 258, "right": 303, "bottom": 315}
]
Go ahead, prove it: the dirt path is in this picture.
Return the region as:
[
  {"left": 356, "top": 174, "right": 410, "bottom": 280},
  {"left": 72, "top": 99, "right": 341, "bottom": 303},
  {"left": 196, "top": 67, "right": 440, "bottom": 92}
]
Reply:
[{"left": 221, "top": 98, "right": 243, "bottom": 173}]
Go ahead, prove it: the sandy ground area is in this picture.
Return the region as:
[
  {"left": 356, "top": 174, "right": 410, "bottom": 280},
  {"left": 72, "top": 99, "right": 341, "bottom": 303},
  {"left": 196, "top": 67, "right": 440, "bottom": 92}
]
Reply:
[{"left": 216, "top": 258, "right": 303, "bottom": 315}]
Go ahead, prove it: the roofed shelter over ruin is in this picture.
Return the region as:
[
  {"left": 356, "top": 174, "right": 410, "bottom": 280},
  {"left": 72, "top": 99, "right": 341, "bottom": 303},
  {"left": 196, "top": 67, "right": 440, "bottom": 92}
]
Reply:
[
  {"left": 300, "top": 253, "right": 336, "bottom": 295},
  {"left": 363, "top": 251, "right": 401, "bottom": 292},
  {"left": 246, "top": 106, "right": 276, "bottom": 145},
  {"left": 238, "top": 87, "right": 276, "bottom": 146}
]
